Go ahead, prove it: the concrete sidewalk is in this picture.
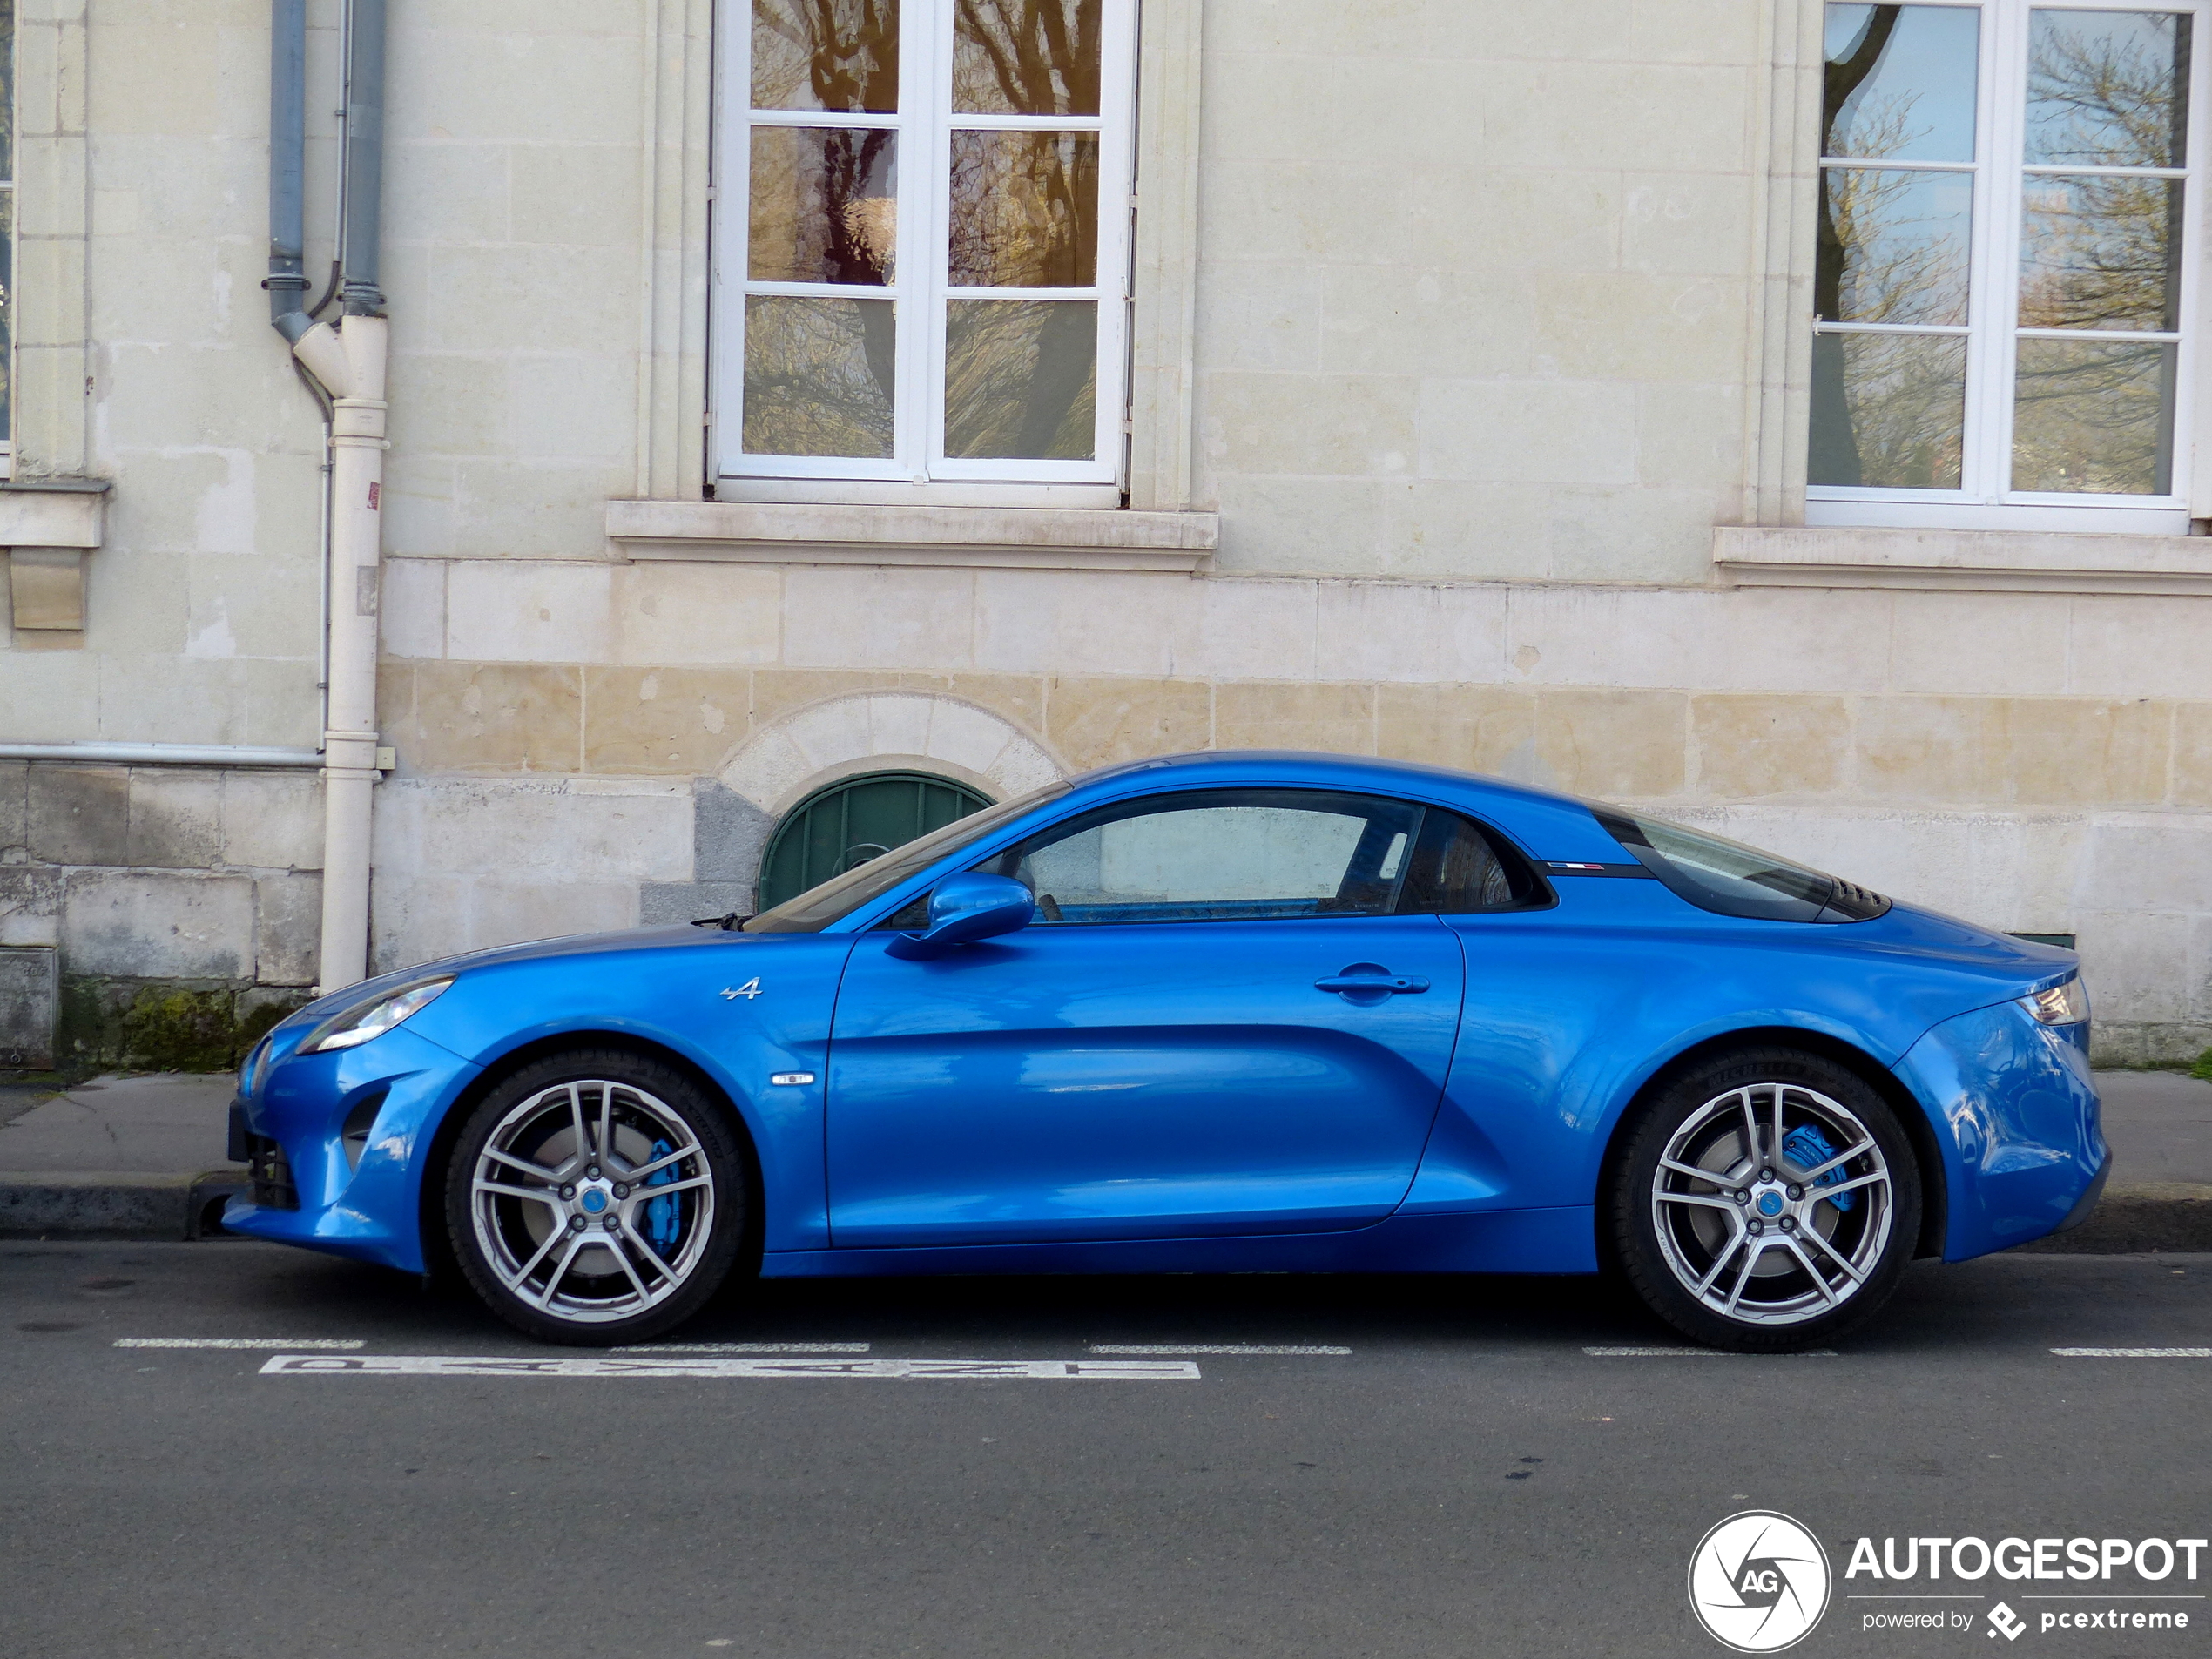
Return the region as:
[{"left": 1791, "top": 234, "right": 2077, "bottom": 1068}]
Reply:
[
  {"left": 0, "top": 1072, "right": 245, "bottom": 1239},
  {"left": 1, "top": 1067, "right": 2207, "bottom": 1247}
]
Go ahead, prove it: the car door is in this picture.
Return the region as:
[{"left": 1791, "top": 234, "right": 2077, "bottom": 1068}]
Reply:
[{"left": 823, "top": 786, "right": 1472, "bottom": 1248}]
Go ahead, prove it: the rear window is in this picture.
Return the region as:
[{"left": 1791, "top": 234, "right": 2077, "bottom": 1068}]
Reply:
[{"left": 1592, "top": 806, "right": 1888, "bottom": 924}]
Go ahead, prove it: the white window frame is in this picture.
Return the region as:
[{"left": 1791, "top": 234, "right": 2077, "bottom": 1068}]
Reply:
[
  {"left": 711, "top": 0, "right": 1137, "bottom": 501},
  {"left": 1808, "top": 0, "right": 2210, "bottom": 533}
]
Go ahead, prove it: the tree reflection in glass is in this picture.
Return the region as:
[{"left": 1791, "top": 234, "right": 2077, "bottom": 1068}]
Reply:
[
  {"left": 954, "top": 0, "right": 1101, "bottom": 114},
  {"left": 945, "top": 301, "right": 1096, "bottom": 459},
  {"left": 752, "top": 0, "right": 899, "bottom": 112},
  {"left": 1811, "top": 3, "right": 1977, "bottom": 488},
  {"left": 744, "top": 296, "right": 897, "bottom": 458},
  {"left": 2013, "top": 10, "right": 2190, "bottom": 495}
]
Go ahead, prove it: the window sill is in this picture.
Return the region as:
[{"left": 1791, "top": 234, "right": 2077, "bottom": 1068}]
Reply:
[
  {"left": 1713, "top": 525, "right": 2212, "bottom": 596},
  {"left": 605, "top": 499, "right": 1219, "bottom": 573}
]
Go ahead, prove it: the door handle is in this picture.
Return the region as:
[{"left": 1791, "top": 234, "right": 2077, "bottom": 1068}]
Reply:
[{"left": 1315, "top": 968, "right": 1430, "bottom": 996}]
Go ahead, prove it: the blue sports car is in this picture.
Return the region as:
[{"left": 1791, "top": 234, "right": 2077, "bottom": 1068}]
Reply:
[{"left": 226, "top": 752, "right": 2106, "bottom": 1352}]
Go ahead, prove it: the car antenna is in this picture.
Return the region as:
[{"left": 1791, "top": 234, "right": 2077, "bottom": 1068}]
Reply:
[{"left": 690, "top": 912, "right": 751, "bottom": 931}]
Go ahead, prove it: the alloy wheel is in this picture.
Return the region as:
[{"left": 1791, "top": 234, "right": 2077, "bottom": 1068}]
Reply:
[
  {"left": 1648, "top": 1081, "right": 1894, "bottom": 1328},
  {"left": 468, "top": 1078, "right": 718, "bottom": 1325}
]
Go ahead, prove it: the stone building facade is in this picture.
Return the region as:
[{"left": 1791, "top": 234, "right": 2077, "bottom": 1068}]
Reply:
[{"left": 3, "top": 0, "right": 2209, "bottom": 1067}]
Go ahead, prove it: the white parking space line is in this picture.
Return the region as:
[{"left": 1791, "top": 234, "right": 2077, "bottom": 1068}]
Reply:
[
  {"left": 1583, "top": 1345, "right": 1839, "bottom": 1358},
  {"left": 2052, "top": 1346, "right": 2212, "bottom": 1358},
  {"left": 115, "top": 1338, "right": 367, "bottom": 1350},
  {"left": 260, "top": 1354, "right": 1200, "bottom": 1380},
  {"left": 1089, "top": 1344, "right": 1352, "bottom": 1355},
  {"left": 611, "top": 1342, "right": 872, "bottom": 1353}
]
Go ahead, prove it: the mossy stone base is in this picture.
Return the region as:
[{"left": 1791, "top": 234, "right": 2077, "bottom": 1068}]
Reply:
[{"left": 57, "top": 978, "right": 311, "bottom": 1072}]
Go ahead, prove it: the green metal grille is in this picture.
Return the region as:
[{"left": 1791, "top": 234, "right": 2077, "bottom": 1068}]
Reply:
[{"left": 757, "top": 771, "right": 991, "bottom": 911}]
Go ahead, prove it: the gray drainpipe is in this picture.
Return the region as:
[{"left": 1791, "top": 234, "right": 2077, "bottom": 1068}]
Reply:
[
  {"left": 340, "top": 0, "right": 388, "bottom": 315},
  {"left": 266, "top": 0, "right": 313, "bottom": 341}
]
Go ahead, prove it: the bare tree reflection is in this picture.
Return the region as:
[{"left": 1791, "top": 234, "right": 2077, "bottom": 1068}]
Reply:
[{"left": 2013, "top": 13, "right": 2189, "bottom": 493}]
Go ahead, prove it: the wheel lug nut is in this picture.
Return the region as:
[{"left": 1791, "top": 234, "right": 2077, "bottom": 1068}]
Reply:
[
  {"left": 560, "top": 1184, "right": 576, "bottom": 1200},
  {"left": 1780, "top": 1217, "right": 1796, "bottom": 1231},
  {"left": 1759, "top": 1168, "right": 1774, "bottom": 1183},
  {"left": 1732, "top": 1189, "right": 1749, "bottom": 1204},
  {"left": 603, "top": 1216, "right": 621, "bottom": 1232},
  {"left": 569, "top": 1215, "right": 587, "bottom": 1232},
  {"left": 613, "top": 1184, "right": 628, "bottom": 1200},
  {"left": 1787, "top": 1184, "right": 1803, "bottom": 1200},
  {"left": 587, "top": 1165, "right": 601, "bottom": 1180},
  {"left": 1748, "top": 1220, "right": 1764, "bottom": 1236}
]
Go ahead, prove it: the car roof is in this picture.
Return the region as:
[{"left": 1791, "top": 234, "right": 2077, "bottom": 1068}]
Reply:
[{"left": 1063, "top": 750, "right": 1629, "bottom": 863}]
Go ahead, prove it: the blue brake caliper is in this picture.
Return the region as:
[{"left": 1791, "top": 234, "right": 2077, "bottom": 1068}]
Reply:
[
  {"left": 643, "top": 1138, "right": 681, "bottom": 1251},
  {"left": 1782, "top": 1123, "right": 1855, "bottom": 1211}
]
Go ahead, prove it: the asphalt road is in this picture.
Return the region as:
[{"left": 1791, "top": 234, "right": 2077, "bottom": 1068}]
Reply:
[{"left": 3, "top": 1243, "right": 2209, "bottom": 1659}]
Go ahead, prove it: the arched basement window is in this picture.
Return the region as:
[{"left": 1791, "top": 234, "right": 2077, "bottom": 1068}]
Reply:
[{"left": 757, "top": 771, "right": 992, "bottom": 911}]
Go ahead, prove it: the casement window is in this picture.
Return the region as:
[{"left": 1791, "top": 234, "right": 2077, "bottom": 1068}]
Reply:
[
  {"left": 1811, "top": 1, "right": 2209, "bottom": 531},
  {"left": 715, "top": 0, "right": 1136, "bottom": 501}
]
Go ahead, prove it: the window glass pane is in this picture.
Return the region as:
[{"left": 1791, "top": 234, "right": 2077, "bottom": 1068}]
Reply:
[
  {"left": 977, "top": 790, "right": 1426, "bottom": 925},
  {"left": 750, "top": 0, "right": 898, "bottom": 113},
  {"left": 1809, "top": 330, "right": 1967, "bottom": 487},
  {"left": 2026, "top": 10, "right": 2191, "bottom": 167},
  {"left": 748, "top": 127, "right": 897, "bottom": 284},
  {"left": 1595, "top": 808, "right": 1840, "bottom": 924},
  {"left": 944, "top": 300, "right": 1096, "bottom": 459},
  {"left": 948, "top": 131, "right": 1098, "bottom": 287},
  {"left": 2019, "top": 174, "right": 2182, "bottom": 330},
  {"left": 743, "top": 294, "right": 896, "bottom": 456},
  {"left": 1823, "top": 3, "right": 1980, "bottom": 162},
  {"left": 954, "top": 0, "right": 1102, "bottom": 116},
  {"left": 2012, "top": 336, "right": 2177, "bottom": 493},
  {"left": 1395, "top": 811, "right": 1547, "bottom": 914},
  {"left": 1817, "top": 167, "right": 1973, "bottom": 324}
]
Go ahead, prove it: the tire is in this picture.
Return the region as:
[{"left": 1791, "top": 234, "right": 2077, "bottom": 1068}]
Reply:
[
  {"left": 1611, "top": 1046, "right": 1922, "bottom": 1352},
  {"left": 443, "top": 1049, "right": 751, "bottom": 1345}
]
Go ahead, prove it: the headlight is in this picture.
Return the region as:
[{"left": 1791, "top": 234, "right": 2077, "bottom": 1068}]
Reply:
[
  {"left": 299, "top": 977, "right": 454, "bottom": 1054},
  {"left": 2020, "top": 975, "right": 2089, "bottom": 1026}
]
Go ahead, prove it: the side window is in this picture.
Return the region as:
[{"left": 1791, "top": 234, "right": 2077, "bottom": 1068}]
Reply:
[
  {"left": 974, "top": 788, "right": 1426, "bottom": 925},
  {"left": 1395, "top": 809, "right": 1549, "bottom": 915}
]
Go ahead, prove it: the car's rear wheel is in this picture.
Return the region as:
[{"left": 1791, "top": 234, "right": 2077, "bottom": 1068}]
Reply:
[
  {"left": 1611, "top": 1047, "right": 1921, "bottom": 1352},
  {"left": 444, "top": 1049, "right": 748, "bottom": 1345}
]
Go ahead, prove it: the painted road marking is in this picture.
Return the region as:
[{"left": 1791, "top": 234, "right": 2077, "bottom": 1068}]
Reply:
[
  {"left": 1583, "top": 1345, "right": 1838, "bottom": 1357},
  {"left": 2053, "top": 1346, "right": 2212, "bottom": 1358},
  {"left": 611, "top": 1342, "right": 872, "bottom": 1353},
  {"left": 260, "top": 1354, "right": 1200, "bottom": 1380},
  {"left": 116, "top": 1338, "right": 367, "bottom": 1350},
  {"left": 1089, "top": 1344, "right": 1352, "bottom": 1355}
]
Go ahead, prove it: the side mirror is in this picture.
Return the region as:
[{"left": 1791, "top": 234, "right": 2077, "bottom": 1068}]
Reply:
[{"left": 884, "top": 873, "right": 1035, "bottom": 960}]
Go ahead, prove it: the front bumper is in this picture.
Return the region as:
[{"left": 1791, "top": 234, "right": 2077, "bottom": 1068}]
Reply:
[
  {"left": 1892, "top": 1000, "right": 2106, "bottom": 1261},
  {"left": 222, "top": 1025, "right": 482, "bottom": 1273}
]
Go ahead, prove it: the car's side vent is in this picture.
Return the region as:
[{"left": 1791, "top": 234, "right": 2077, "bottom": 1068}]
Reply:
[
  {"left": 341, "top": 1091, "right": 388, "bottom": 1174},
  {"left": 1822, "top": 880, "right": 1892, "bottom": 922}
]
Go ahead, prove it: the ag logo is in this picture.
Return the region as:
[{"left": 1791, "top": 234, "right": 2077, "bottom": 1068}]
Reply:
[{"left": 1688, "top": 1511, "right": 1831, "bottom": 1653}]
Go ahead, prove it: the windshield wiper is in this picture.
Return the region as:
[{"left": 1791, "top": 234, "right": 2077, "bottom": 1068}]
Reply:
[{"left": 690, "top": 912, "right": 752, "bottom": 931}]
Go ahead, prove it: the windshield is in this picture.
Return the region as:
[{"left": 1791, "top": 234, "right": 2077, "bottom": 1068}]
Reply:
[
  {"left": 1593, "top": 806, "right": 1840, "bottom": 922},
  {"left": 743, "top": 781, "right": 1070, "bottom": 933}
]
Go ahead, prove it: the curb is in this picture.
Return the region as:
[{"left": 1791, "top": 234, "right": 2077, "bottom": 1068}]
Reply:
[
  {"left": 2007, "top": 1182, "right": 2212, "bottom": 1255},
  {"left": 3, "top": 1175, "right": 2209, "bottom": 1251},
  {"left": 0, "top": 1170, "right": 248, "bottom": 1241}
]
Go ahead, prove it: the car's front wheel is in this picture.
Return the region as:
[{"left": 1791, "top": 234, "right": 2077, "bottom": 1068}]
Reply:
[
  {"left": 1611, "top": 1047, "right": 1922, "bottom": 1352},
  {"left": 444, "top": 1049, "right": 749, "bottom": 1345}
]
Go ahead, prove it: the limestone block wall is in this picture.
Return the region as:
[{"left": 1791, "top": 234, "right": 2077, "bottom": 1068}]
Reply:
[
  {"left": 370, "top": 557, "right": 2212, "bottom": 1063},
  {"left": 0, "top": 761, "right": 324, "bottom": 1067}
]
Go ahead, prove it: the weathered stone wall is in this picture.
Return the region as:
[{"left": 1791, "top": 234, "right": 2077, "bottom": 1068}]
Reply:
[
  {"left": 368, "top": 556, "right": 2212, "bottom": 1064},
  {"left": 0, "top": 762, "right": 322, "bottom": 1068}
]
